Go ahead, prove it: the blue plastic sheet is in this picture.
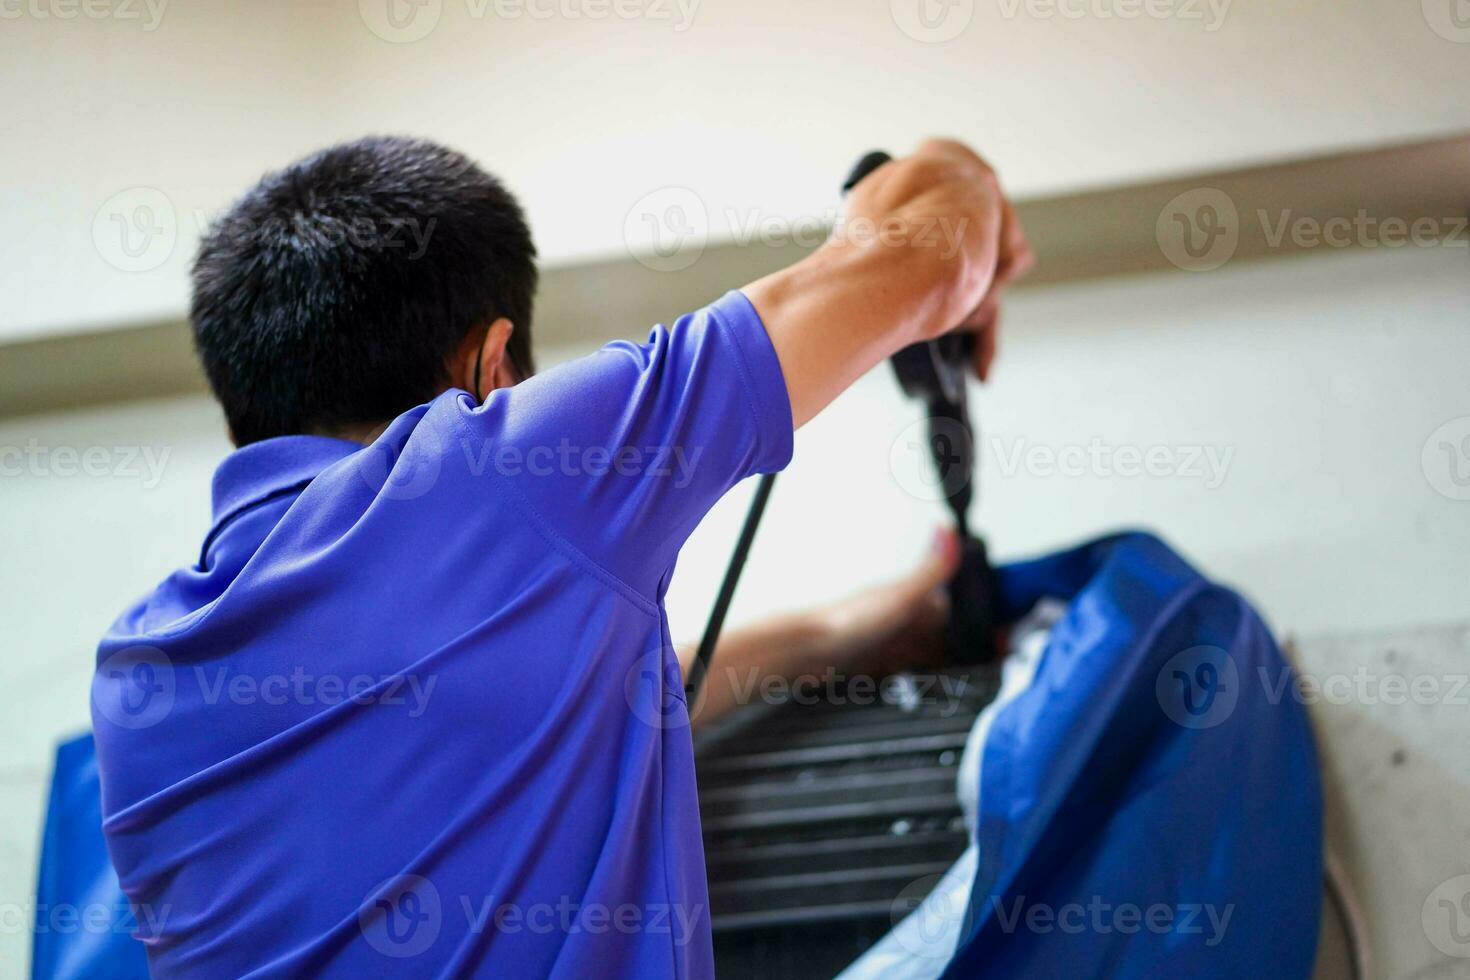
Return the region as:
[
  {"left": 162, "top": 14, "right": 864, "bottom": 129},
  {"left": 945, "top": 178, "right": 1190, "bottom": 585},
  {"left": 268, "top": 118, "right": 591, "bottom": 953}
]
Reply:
[
  {"left": 942, "top": 532, "right": 1322, "bottom": 978},
  {"left": 33, "top": 733, "right": 149, "bottom": 980}
]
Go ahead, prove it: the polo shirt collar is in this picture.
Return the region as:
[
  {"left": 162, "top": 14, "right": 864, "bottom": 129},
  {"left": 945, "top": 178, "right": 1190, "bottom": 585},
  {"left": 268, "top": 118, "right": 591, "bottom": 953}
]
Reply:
[{"left": 210, "top": 435, "right": 363, "bottom": 532}]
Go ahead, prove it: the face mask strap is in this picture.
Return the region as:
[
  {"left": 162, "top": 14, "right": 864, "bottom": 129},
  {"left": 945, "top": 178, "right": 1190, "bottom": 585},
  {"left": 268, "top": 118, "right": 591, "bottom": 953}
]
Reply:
[{"left": 472, "top": 330, "right": 487, "bottom": 403}]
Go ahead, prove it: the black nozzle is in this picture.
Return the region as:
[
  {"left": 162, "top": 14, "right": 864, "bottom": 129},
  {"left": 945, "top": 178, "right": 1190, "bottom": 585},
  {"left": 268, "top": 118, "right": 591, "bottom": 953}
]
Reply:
[{"left": 842, "top": 150, "right": 893, "bottom": 194}]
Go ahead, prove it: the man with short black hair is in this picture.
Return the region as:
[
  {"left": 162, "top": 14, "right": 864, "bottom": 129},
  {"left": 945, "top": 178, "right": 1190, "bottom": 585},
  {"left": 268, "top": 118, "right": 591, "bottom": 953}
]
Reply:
[
  {"left": 92, "top": 135, "right": 1029, "bottom": 977},
  {"left": 190, "top": 137, "right": 539, "bottom": 446}
]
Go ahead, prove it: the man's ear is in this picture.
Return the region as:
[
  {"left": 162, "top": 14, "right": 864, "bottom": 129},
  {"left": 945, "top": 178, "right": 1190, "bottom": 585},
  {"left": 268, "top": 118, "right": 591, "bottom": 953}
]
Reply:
[{"left": 461, "top": 317, "right": 517, "bottom": 401}]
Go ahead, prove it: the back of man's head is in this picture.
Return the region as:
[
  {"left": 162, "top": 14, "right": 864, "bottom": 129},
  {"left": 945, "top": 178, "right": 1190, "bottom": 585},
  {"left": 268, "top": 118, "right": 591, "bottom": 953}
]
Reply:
[{"left": 190, "top": 135, "right": 537, "bottom": 446}]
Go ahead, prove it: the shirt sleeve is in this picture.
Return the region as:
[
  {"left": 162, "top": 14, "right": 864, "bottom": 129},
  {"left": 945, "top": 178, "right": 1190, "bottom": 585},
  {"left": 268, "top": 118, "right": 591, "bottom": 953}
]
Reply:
[{"left": 459, "top": 289, "right": 794, "bottom": 600}]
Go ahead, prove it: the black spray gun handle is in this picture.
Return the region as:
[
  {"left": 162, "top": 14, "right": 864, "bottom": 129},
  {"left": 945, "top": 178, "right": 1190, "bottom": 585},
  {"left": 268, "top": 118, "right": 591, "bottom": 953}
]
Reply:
[
  {"left": 844, "top": 150, "right": 1001, "bottom": 665},
  {"left": 842, "top": 151, "right": 976, "bottom": 535}
]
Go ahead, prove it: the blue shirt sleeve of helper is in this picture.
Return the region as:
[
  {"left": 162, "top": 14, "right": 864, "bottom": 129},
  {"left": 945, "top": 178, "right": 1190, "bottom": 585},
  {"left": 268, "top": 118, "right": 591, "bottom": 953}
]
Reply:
[{"left": 455, "top": 288, "right": 793, "bottom": 598}]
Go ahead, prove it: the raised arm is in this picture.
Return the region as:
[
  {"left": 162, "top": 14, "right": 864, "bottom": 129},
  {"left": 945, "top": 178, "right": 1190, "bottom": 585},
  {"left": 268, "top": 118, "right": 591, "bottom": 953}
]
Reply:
[{"left": 743, "top": 139, "right": 1033, "bottom": 428}]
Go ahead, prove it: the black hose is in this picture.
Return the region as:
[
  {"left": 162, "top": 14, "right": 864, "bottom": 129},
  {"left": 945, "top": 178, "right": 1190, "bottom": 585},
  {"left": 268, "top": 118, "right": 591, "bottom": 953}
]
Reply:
[{"left": 683, "top": 472, "right": 777, "bottom": 701}]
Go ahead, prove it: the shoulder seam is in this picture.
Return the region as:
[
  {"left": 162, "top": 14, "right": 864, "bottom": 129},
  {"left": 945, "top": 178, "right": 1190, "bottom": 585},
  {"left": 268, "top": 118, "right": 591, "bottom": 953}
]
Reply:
[{"left": 719, "top": 305, "right": 766, "bottom": 432}]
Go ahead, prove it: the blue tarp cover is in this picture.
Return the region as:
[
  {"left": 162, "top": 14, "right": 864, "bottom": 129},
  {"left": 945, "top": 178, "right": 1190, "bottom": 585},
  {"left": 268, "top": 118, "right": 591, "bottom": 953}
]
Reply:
[
  {"left": 943, "top": 531, "right": 1321, "bottom": 978},
  {"left": 33, "top": 733, "right": 150, "bottom": 980}
]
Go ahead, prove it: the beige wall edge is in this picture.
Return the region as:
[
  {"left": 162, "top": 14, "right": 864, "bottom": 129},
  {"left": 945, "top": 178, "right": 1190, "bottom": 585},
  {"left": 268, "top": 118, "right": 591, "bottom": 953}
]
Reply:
[{"left": 4, "top": 134, "right": 1465, "bottom": 420}]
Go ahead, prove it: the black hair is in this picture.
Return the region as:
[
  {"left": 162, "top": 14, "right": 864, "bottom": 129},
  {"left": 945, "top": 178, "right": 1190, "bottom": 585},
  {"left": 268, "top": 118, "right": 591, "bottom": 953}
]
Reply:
[{"left": 190, "top": 135, "right": 537, "bottom": 445}]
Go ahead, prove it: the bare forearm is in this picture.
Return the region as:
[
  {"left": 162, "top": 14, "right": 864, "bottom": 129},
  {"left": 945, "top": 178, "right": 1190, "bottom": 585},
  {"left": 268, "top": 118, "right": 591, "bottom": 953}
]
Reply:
[
  {"left": 678, "top": 533, "right": 958, "bottom": 730},
  {"left": 742, "top": 238, "right": 955, "bottom": 428},
  {"left": 678, "top": 610, "right": 837, "bottom": 729}
]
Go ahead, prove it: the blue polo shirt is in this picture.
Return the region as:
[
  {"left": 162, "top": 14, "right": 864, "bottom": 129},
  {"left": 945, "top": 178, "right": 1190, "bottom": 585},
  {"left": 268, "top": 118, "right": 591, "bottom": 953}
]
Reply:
[{"left": 91, "top": 291, "right": 792, "bottom": 978}]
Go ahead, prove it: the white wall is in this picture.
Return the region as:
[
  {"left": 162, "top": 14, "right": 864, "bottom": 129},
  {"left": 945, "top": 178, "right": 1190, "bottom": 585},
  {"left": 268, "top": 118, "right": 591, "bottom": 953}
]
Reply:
[
  {"left": 4, "top": 0, "right": 1470, "bottom": 340},
  {"left": 330, "top": 0, "right": 1470, "bottom": 269},
  {"left": 0, "top": 2, "right": 354, "bottom": 338},
  {"left": 669, "top": 244, "right": 1470, "bottom": 639},
  {"left": 2, "top": 242, "right": 1465, "bottom": 974}
]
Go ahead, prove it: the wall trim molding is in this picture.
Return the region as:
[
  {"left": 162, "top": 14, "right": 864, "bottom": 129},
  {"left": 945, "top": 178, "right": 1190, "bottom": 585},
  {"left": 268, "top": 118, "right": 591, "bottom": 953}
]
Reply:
[{"left": 3, "top": 134, "right": 1464, "bottom": 419}]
